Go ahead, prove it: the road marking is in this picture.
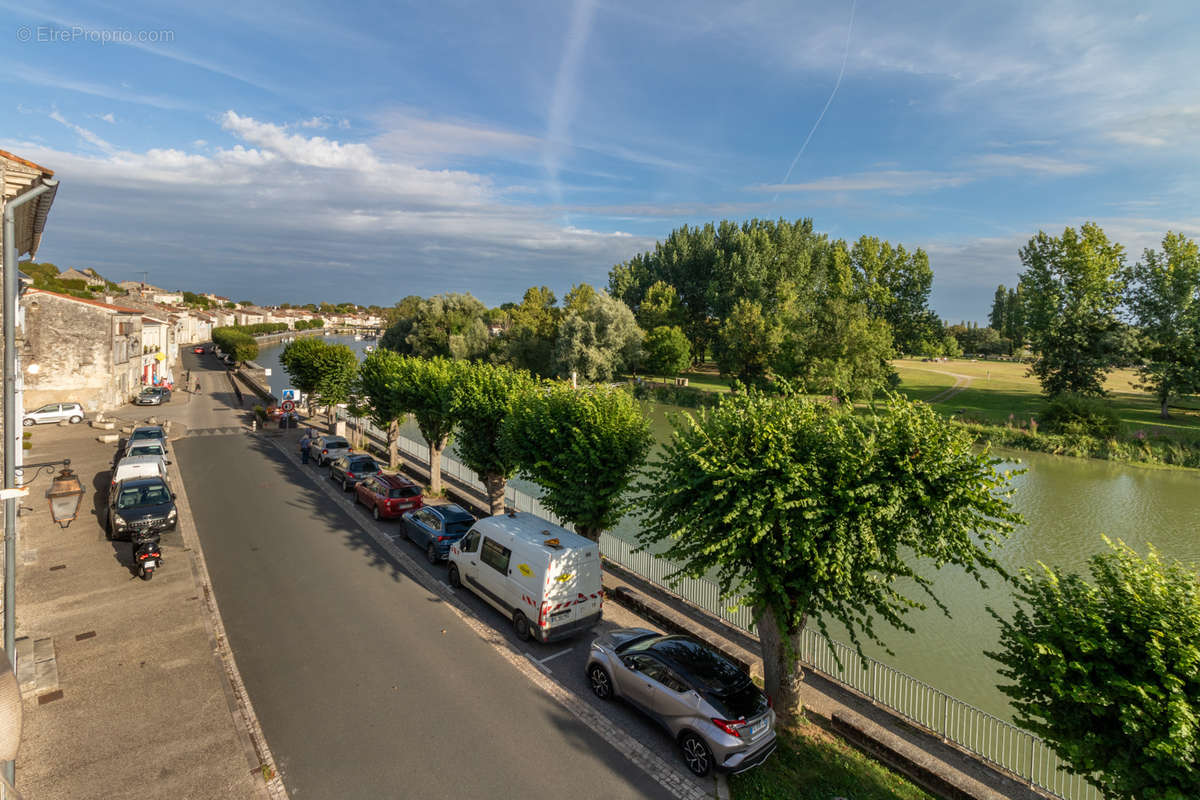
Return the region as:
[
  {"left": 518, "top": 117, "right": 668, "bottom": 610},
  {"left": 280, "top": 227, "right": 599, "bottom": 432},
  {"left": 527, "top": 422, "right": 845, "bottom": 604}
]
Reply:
[
  {"left": 525, "top": 653, "right": 553, "bottom": 675},
  {"left": 538, "top": 647, "right": 574, "bottom": 665}
]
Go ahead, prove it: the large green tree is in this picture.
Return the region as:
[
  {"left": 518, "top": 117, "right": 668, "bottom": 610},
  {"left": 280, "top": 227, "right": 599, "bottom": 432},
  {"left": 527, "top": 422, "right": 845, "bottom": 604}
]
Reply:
[
  {"left": 850, "top": 236, "right": 937, "bottom": 354},
  {"left": 642, "top": 325, "right": 691, "bottom": 382},
  {"left": 380, "top": 293, "right": 489, "bottom": 360},
  {"left": 280, "top": 338, "right": 357, "bottom": 423},
  {"left": 501, "top": 382, "right": 651, "bottom": 541},
  {"left": 1125, "top": 232, "right": 1200, "bottom": 418},
  {"left": 1018, "top": 224, "right": 1126, "bottom": 397},
  {"left": 713, "top": 298, "right": 780, "bottom": 382},
  {"left": 357, "top": 349, "right": 409, "bottom": 468},
  {"left": 500, "top": 286, "right": 561, "bottom": 377},
  {"left": 637, "top": 391, "right": 1021, "bottom": 717},
  {"left": 988, "top": 540, "right": 1200, "bottom": 800},
  {"left": 453, "top": 362, "right": 536, "bottom": 515},
  {"left": 552, "top": 291, "right": 643, "bottom": 382},
  {"left": 391, "top": 356, "right": 463, "bottom": 495}
]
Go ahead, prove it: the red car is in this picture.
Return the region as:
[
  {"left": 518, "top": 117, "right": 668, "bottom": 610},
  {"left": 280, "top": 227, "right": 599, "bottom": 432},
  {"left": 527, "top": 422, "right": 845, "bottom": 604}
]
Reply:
[
  {"left": 193, "top": 346, "right": 205, "bottom": 354},
  {"left": 353, "top": 473, "right": 423, "bottom": 520}
]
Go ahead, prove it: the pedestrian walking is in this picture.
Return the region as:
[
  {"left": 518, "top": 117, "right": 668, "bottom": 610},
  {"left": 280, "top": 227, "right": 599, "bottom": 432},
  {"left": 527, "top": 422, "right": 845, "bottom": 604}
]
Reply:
[
  {"left": 195, "top": 380, "right": 202, "bottom": 393},
  {"left": 301, "top": 439, "right": 310, "bottom": 464}
]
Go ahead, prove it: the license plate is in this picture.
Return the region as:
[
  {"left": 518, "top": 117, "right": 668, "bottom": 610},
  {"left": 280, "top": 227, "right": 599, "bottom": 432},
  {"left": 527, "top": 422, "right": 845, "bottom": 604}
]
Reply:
[
  {"left": 142, "top": 560, "right": 156, "bottom": 569},
  {"left": 748, "top": 721, "right": 765, "bottom": 736}
]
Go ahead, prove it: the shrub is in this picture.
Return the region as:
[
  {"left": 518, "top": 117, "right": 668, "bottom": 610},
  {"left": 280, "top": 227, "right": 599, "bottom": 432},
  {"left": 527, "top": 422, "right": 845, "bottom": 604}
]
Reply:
[{"left": 1039, "top": 393, "right": 1121, "bottom": 438}]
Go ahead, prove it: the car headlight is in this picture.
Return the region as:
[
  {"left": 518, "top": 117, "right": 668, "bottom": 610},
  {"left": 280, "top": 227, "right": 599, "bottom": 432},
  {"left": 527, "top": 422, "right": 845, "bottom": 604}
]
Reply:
[
  {"left": 167, "top": 508, "right": 177, "bottom": 521},
  {"left": 112, "top": 514, "right": 127, "bottom": 528}
]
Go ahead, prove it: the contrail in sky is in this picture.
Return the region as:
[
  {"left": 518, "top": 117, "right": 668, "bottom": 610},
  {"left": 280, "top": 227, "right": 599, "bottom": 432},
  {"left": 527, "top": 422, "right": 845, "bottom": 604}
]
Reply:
[
  {"left": 545, "top": 0, "right": 598, "bottom": 226},
  {"left": 773, "top": 0, "right": 857, "bottom": 202}
]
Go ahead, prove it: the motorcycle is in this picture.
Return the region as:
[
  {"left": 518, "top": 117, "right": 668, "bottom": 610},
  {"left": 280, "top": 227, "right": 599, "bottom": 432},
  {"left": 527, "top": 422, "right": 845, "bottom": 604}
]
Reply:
[{"left": 132, "top": 529, "right": 162, "bottom": 581}]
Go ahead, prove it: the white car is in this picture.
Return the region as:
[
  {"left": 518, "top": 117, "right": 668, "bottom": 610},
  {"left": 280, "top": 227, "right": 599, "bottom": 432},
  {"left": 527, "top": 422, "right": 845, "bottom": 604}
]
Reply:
[{"left": 23, "top": 402, "right": 84, "bottom": 426}]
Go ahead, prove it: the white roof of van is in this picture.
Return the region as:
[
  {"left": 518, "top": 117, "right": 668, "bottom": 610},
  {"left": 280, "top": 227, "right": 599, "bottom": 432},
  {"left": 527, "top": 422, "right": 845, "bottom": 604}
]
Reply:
[
  {"left": 116, "top": 454, "right": 165, "bottom": 469},
  {"left": 476, "top": 512, "right": 595, "bottom": 550}
]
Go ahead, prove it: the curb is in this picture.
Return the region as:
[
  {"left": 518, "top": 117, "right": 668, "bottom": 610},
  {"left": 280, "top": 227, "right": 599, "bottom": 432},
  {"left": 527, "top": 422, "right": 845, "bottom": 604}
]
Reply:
[{"left": 171, "top": 431, "right": 289, "bottom": 800}]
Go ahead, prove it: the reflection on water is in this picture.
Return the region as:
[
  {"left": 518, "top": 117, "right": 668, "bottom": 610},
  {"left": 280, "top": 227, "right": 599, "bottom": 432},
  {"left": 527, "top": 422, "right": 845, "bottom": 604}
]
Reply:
[{"left": 259, "top": 338, "right": 1200, "bottom": 719}]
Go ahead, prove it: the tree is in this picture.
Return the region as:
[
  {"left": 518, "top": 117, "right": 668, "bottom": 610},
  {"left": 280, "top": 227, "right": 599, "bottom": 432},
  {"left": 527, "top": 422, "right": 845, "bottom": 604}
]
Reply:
[
  {"left": 211, "top": 327, "right": 258, "bottom": 363},
  {"left": 357, "top": 349, "right": 409, "bottom": 468},
  {"left": 1018, "top": 224, "right": 1126, "bottom": 397},
  {"left": 637, "top": 391, "right": 1021, "bottom": 718},
  {"left": 1124, "top": 232, "right": 1200, "bottom": 418},
  {"left": 642, "top": 326, "right": 691, "bottom": 381},
  {"left": 501, "top": 382, "right": 652, "bottom": 541},
  {"left": 636, "top": 281, "right": 685, "bottom": 331},
  {"left": 713, "top": 299, "right": 780, "bottom": 382},
  {"left": 391, "top": 357, "right": 463, "bottom": 495},
  {"left": 280, "top": 338, "right": 357, "bottom": 423},
  {"left": 988, "top": 539, "right": 1200, "bottom": 800},
  {"left": 453, "top": 362, "right": 536, "bottom": 515},
  {"left": 500, "top": 286, "right": 561, "bottom": 376},
  {"left": 552, "top": 292, "right": 643, "bottom": 382},
  {"left": 850, "top": 236, "right": 936, "bottom": 354}
]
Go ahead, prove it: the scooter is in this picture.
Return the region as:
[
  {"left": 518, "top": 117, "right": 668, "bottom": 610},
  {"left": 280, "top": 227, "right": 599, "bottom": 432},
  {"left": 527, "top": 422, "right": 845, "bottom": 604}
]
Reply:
[{"left": 132, "top": 529, "right": 162, "bottom": 581}]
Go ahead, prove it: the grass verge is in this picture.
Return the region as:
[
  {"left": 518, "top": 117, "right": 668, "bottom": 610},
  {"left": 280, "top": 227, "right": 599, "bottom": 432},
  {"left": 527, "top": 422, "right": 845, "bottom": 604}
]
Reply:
[{"left": 730, "top": 718, "right": 934, "bottom": 800}]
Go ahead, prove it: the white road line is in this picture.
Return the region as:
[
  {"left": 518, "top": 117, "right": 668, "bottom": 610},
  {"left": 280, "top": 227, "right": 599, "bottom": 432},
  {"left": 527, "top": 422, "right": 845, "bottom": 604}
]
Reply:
[
  {"left": 525, "top": 653, "right": 553, "bottom": 675},
  {"left": 538, "top": 647, "right": 574, "bottom": 664}
]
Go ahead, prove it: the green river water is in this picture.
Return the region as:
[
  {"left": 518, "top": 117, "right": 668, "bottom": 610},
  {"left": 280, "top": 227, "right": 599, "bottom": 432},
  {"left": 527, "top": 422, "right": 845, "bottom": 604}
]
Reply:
[{"left": 261, "top": 337, "right": 1200, "bottom": 721}]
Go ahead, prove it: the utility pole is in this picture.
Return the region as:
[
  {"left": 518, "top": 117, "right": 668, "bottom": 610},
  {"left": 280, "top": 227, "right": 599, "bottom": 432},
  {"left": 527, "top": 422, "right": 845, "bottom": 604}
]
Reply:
[{"left": 139, "top": 271, "right": 149, "bottom": 289}]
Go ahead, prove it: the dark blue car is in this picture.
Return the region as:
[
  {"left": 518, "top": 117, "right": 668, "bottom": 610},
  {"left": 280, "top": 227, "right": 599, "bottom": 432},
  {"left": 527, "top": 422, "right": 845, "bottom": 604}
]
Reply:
[{"left": 402, "top": 504, "right": 476, "bottom": 564}]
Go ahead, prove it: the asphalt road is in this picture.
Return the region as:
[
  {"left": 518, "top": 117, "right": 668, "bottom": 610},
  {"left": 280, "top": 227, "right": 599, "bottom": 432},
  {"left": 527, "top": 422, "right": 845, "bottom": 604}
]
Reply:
[{"left": 176, "top": 428, "right": 680, "bottom": 800}]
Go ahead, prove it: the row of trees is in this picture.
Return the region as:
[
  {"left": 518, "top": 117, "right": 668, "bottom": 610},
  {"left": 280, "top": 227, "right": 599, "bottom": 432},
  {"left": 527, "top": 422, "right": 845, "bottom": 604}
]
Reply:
[
  {"left": 988, "top": 227, "right": 1200, "bottom": 417},
  {"left": 211, "top": 326, "right": 260, "bottom": 363}
]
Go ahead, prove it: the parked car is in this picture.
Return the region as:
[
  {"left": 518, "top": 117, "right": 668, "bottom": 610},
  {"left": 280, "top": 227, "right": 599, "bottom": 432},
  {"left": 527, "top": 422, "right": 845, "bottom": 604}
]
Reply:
[
  {"left": 192, "top": 346, "right": 205, "bottom": 354},
  {"left": 329, "top": 454, "right": 380, "bottom": 491},
  {"left": 135, "top": 387, "right": 171, "bottom": 405},
  {"left": 127, "top": 426, "right": 169, "bottom": 453},
  {"left": 308, "top": 435, "right": 350, "bottom": 466},
  {"left": 353, "top": 473, "right": 423, "bottom": 520},
  {"left": 447, "top": 511, "right": 603, "bottom": 643},
  {"left": 22, "top": 402, "right": 84, "bottom": 426},
  {"left": 586, "top": 630, "right": 777, "bottom": 777},
  {"left": 105, "top": 476, "right": 177, "bottom": 541},
  {"left": 122, "top": 440, "right": 170, "bottom": 462},
  {"left": 110, "top": 454, "right": 170, "bottom": 493},
  {"left": 402, "top": 503, "right": 476, "bottom": 564}
]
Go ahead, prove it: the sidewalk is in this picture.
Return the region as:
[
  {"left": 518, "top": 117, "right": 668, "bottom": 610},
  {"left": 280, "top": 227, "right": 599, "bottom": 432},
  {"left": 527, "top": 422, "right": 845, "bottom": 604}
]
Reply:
[{"left": 8, "top": 413, "right": 273, "bottom": 798}]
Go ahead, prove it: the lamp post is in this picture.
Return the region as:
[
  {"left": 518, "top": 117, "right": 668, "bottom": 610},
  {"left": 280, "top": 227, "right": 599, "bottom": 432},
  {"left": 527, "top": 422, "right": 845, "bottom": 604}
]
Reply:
[{"left": 44, "top": 462, "right": 85, "bottom": 527}]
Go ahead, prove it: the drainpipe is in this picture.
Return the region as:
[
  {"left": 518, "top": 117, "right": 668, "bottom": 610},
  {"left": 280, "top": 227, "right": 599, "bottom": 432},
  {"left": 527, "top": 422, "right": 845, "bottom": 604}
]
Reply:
[{"left": 2, "top": 178, "right": 57, "bottom": 788}]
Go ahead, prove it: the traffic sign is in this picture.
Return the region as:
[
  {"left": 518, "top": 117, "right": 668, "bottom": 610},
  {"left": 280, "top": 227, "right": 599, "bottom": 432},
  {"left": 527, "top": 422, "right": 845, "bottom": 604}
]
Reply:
[{"left": 281, "top": 399, "right": 296, "bottom": 413}]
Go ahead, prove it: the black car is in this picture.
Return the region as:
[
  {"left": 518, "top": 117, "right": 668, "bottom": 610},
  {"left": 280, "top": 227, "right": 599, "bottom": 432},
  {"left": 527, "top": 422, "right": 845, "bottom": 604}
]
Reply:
[
  {"left": 329, "top": 454, "right": 381, "bottom": 491},
  {"left": 106, "top": 477, "right": 177, "bottom": 541}
]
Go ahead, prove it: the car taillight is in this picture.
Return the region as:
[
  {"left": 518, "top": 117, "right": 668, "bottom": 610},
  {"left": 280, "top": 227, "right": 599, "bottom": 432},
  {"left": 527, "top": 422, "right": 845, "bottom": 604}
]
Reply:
[
  {"left": 767, "top": 694, "right": 773, "bottom": 709},
  {"left": 538, "top": 601, "right": 549, "bottom": 628},
  {"left": 711, "top": 718, "right": 744, "bottom": 738},
  {"left": 436, "top": 535, "right": 447, "bottom": 542},
  {"left": 347, "top": 472, "right": 356, "bottom": 478},
  {"left": 322, "top": 449, "right": 328, "bottom": 454}
]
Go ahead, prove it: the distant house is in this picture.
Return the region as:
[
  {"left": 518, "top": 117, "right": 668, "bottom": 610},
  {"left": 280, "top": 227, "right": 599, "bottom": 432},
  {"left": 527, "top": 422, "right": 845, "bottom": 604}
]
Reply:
[
  {"left": 59, "top": 267, "right": 106, "bottom": 288},
  {"left": 21, "top": 289, "right": 144, "bottom": 411},
  {"left": 152, "top": 291, "right": 183, "bottom": 304}
]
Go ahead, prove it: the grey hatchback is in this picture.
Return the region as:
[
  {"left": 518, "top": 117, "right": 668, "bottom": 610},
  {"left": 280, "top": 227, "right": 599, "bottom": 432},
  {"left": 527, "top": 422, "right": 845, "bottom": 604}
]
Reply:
[{"left": 586, "top": 629, "right": 776, "bottom": 777}]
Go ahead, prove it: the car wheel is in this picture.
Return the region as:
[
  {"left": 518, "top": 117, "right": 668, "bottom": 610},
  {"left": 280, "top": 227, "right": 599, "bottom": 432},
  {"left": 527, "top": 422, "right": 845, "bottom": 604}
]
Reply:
[
  {"left": 21, "top": 418, "right": 33, "bottom": 427},
  {"left": 342, "top": 477, "right": 349, "bottom": 491},
  {"left": 105, "top": 515, "right": 114, "bottom": 541},
  {"left": 69, "top": 415, "right": 82, "bottom": 424},
  {"left": 513, "top": 611, "right": 532, "bottom": 642},
  {"left": 426, "top": 542, "right": 439, "bottom": 565},
  {"left": 372, "top": 505, "right": 380, "bottom": 521},
  {"left": 447, "top": 564, "right": 461, "bottom": 589},
  {"left": 587, "top": 665, "right": 613, "bottom": 700},
  {"left": 680, "top": 733, "right": 713, "bottom": 777}
]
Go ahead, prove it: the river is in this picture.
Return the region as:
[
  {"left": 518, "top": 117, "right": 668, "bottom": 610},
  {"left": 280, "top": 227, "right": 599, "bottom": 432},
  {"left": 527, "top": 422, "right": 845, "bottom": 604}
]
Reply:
[{"left": 258, "top": 336, "right": 1200, "bottom": 721}]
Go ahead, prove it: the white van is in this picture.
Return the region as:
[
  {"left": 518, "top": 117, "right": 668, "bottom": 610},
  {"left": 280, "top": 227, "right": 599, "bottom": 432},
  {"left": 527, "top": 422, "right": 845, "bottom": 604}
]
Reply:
[
  {"left": 447, "top": 512, "right": 603, "bottom": 643},
  {"left": 111, "top": 454, "right": 169, "bottom": 493}
]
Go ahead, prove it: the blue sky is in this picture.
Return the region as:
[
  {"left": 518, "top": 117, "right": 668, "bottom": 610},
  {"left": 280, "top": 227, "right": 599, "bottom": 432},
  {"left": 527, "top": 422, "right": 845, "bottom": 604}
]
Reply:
[{"left": 3, "top": 0, "right": 1197, "bottom": 320}]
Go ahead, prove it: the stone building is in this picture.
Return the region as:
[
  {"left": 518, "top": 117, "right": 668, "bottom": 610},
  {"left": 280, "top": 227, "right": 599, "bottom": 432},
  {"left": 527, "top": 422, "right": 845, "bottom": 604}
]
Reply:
[{"left": 21, "top": 289, "right": 143, "bottom": 413}]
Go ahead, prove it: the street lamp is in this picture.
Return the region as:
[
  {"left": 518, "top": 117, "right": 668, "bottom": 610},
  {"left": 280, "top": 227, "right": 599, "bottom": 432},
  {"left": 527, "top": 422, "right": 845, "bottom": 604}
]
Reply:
[{"left": 44, "top": 462, "right": 84, "bottom": 528}]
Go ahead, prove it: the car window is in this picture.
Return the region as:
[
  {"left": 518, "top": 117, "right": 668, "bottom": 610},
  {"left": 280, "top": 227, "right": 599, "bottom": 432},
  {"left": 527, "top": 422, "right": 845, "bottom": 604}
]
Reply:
[
  {"left": 445, "top": 520, "right": 472, "bottom": 536},
  {"left": 459, "top": 529, "right": 481, "bottom": 553},
  {"left": 326, "top": 438, "right": 349, "bottom": 449},
  {"left": 350, "top": 458, "right": 378, "bottom": 471},
  {"left": 480, "top": 537, "right": 511, "bottom": 574},
  {"left": 116, "top": 483, "right": 171, "bottom": 509},
  {"left": 652, "top": 638, "right": 745, "bottom": 691},
  {"left": 129, "top": 445, "right": 163, "bottom": 456},
  {"left": 427, "top": 514, "right": 442, "bottom": 532},
  {"left": 36, "top": 405, "right": 56, "bottom": 414},
  {"left": 388, "top": 486, "right": 419, "bottom": 499}
]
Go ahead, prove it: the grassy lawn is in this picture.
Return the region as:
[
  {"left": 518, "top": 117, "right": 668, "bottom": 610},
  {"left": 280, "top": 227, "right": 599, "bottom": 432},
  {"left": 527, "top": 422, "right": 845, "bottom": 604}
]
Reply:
[
  {"left": 893, "top": 358, "right": 1200, "bottom": 439},
  {"left": 730, "top": 718, "right": 934, "bottom": 800}
]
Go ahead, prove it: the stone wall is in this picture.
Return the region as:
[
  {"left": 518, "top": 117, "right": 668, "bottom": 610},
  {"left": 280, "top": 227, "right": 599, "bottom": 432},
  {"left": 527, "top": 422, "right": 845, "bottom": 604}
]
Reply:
[{"left": 21, "top": 293, "right": 142, "bottom": 413}]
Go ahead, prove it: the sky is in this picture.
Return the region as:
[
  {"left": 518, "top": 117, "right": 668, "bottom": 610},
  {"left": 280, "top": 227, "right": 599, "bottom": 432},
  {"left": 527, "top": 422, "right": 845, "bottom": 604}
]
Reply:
[{"left": 2, "top": 0, "right": 1198, "bottom": 321}]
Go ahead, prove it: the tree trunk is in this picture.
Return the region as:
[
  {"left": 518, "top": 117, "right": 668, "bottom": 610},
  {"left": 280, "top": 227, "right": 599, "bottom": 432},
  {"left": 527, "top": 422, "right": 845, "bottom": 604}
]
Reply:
[
  {"left": 387, "top": 419, "right": 399, "bottom": 469},
  {"left": 1160, "top": 393, "right": 1171, "bottom": 420},
  {"left": 485, "top": 472, "right": 507, "bottom": 516},
  {"left": 575, "top": 524, "right": 601, "bottom": 542},
  {"left": 429, "top": 438, "right": 445, "bottom": 495},
  {"left": 755, "top": 605, "right": 806, "bottom": 723}
]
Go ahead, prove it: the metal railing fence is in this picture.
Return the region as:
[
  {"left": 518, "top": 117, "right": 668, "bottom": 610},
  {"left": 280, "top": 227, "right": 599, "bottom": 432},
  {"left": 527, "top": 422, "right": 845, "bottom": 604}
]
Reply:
[{"left": 335, "top": 410, "right": 1100, "bottom": 800}]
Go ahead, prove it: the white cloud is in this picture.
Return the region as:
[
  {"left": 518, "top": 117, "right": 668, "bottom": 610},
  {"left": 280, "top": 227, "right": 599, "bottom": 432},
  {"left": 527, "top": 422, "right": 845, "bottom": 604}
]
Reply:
[
  {"left": 754, "top": 170, "right": 970, "bottom": 194},
  {"left": 99, "top": 113, "right": 116, "bottom": 124},
  {"left": 969, "top": 154, "right": 1092, "bottom": 176}
]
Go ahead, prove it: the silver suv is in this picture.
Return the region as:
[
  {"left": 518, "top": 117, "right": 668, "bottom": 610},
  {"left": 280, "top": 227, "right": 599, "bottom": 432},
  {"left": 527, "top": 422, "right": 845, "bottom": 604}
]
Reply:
[
  {"left": 23, "top": 402, "right": 84, "bottom": 426},
  {"left": 308, "top": 435, "right": 351, "bottom": 466},
  {"left": 586, "top": 629, "right": 776, "bottom": 777}
]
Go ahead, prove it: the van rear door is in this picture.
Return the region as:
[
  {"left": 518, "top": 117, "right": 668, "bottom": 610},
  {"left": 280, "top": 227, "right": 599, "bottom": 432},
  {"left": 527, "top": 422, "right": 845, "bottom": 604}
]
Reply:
[{"left": 541, "top": 546, "right": 602, "bottom": 636}]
